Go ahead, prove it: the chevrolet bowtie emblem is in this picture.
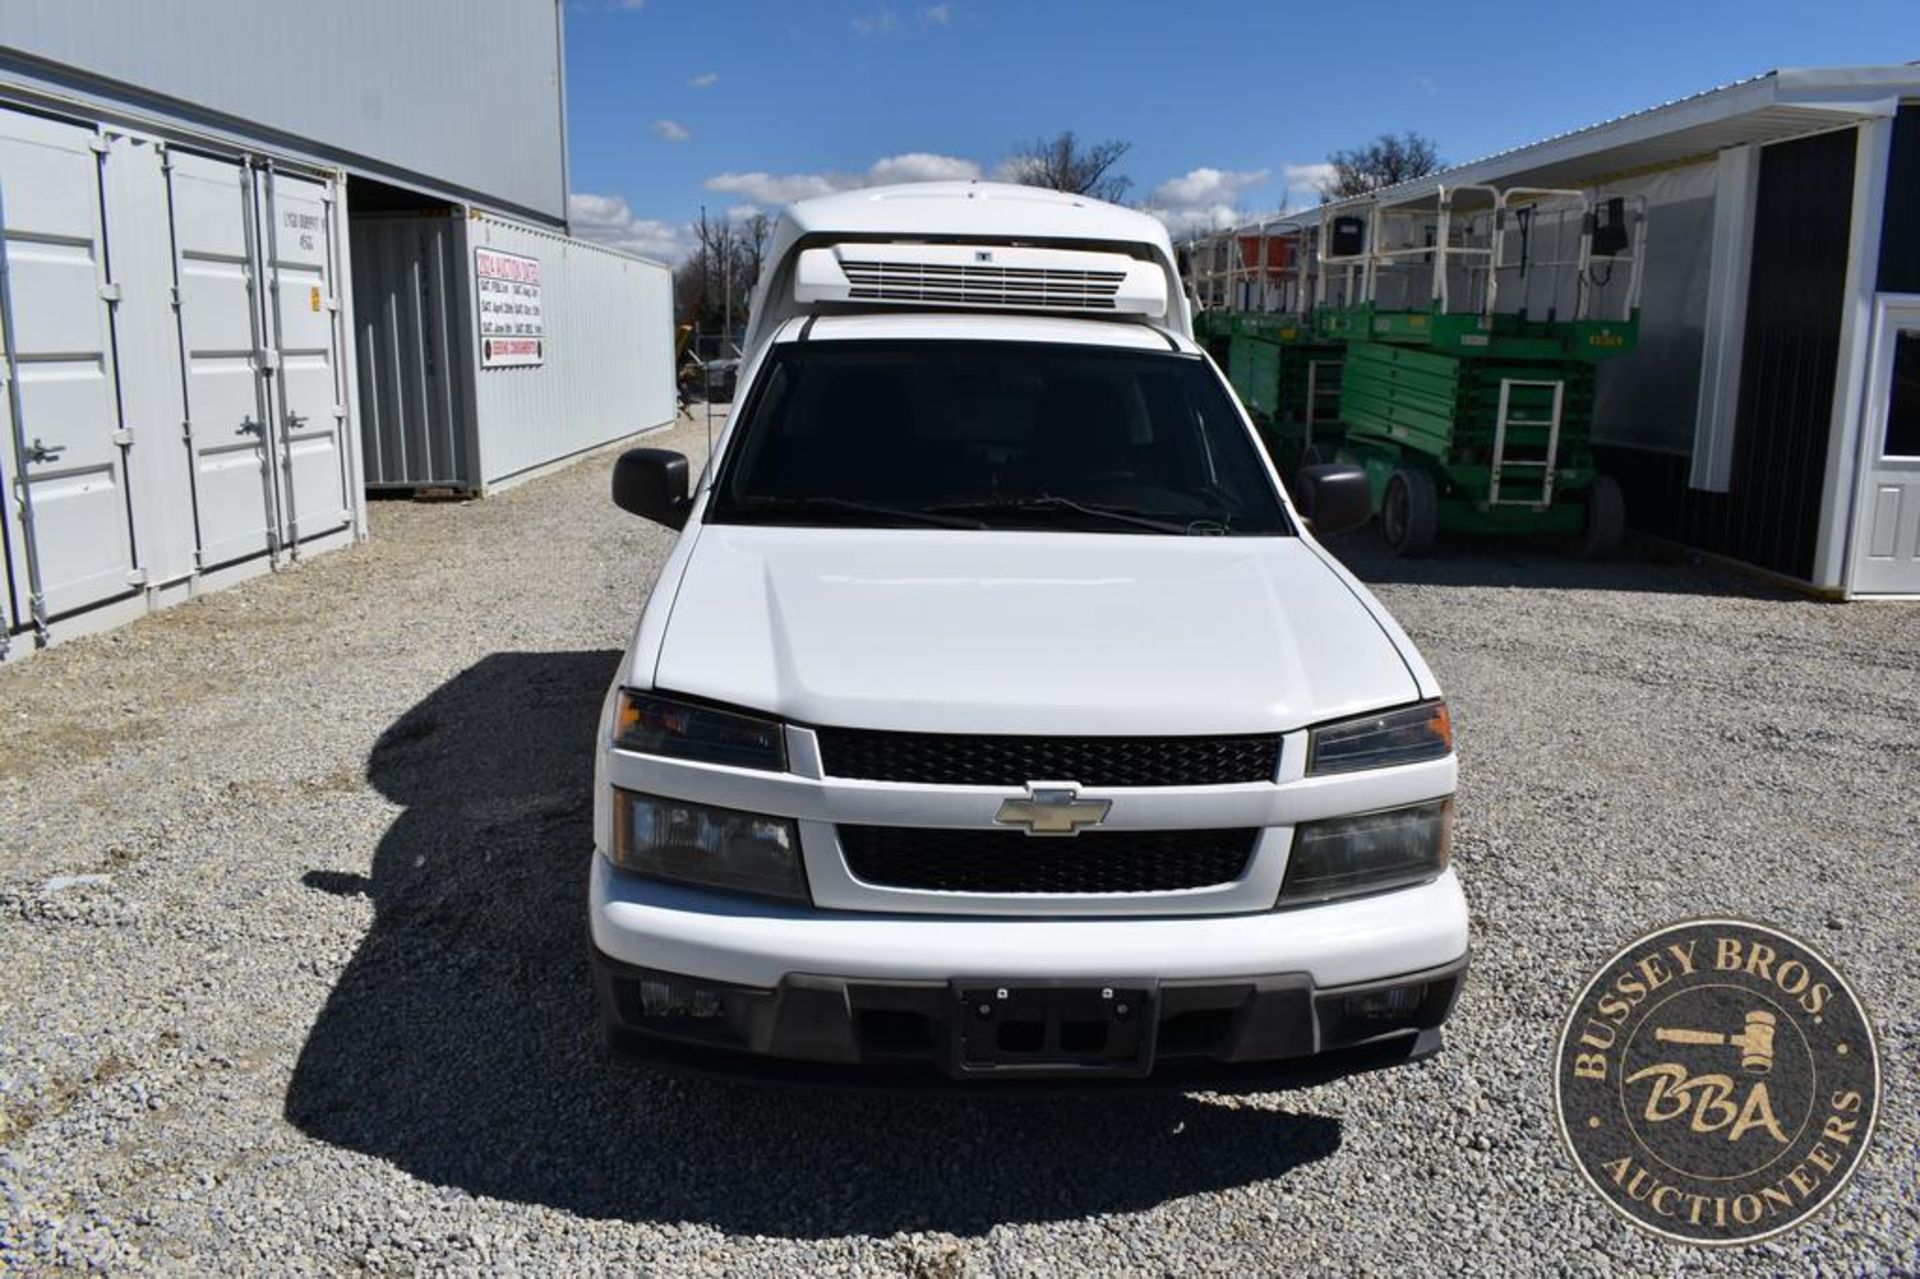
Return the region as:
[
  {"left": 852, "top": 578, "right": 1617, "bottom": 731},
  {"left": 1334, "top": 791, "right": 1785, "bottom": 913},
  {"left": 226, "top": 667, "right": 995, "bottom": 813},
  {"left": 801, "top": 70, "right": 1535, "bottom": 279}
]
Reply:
[{"left": 994, "top": 782, "right": 1111, "bottom": 836}]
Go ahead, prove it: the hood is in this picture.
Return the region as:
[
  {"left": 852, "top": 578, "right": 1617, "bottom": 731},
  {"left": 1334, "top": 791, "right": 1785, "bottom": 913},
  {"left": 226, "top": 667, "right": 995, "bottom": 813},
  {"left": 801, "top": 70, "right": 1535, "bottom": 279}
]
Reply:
[{"left": 648, "top": 527, "right": 1418, "bottom": 736}]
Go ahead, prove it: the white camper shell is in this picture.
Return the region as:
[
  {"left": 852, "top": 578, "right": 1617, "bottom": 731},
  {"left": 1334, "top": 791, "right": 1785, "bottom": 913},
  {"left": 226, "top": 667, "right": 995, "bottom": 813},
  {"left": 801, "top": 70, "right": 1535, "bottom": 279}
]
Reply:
[{"left": 742, "top": 181, "right": 1192, "bottom": 357}]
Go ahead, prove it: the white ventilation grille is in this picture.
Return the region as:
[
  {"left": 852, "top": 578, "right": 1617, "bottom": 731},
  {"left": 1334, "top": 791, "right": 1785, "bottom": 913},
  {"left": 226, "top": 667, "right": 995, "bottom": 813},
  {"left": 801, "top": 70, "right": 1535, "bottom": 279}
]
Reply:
[
  {"left": 836, "top": 259, "right": 1127, "bottom": 311},
  {"left": 793, "top": 243, "right": 1169, "bottom": 319}
]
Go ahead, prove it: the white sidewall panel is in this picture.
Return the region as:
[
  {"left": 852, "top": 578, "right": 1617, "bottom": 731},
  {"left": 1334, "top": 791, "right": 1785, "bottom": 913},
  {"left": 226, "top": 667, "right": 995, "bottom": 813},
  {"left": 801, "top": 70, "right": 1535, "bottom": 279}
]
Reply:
[{"left": 466, "top": 214, "right": 673, "bottom": 489}]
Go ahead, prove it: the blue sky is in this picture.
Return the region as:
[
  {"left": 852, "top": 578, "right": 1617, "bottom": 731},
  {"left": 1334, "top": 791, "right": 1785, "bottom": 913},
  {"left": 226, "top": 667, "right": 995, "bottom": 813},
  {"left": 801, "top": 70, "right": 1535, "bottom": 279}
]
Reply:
[{"left": 561, "top": 0, "right": 1916, "bottom": 261}]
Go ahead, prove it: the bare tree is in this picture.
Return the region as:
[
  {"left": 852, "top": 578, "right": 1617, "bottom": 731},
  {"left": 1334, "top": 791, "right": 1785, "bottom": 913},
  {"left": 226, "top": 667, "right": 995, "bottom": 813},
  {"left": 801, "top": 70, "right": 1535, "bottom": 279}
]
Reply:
[
  {"left": 1322, "top": 131, "right": 1443, "bottom": 200},
  {"left": 1003, "top": 130, "right": 1133, "bottom": 203},
  {"left": 674, "top": 209, "right": 774, "bottom": 339}
]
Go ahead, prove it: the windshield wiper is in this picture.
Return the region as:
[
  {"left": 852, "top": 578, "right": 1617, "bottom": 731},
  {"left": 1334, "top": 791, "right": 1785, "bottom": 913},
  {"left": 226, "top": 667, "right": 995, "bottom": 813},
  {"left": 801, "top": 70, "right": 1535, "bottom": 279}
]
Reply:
[
  {"left": 929, "top": 495, "right": 1202, "bottom": 535},
  {"left": 723, "top": 496, "right": 986, "bottom": 530}
]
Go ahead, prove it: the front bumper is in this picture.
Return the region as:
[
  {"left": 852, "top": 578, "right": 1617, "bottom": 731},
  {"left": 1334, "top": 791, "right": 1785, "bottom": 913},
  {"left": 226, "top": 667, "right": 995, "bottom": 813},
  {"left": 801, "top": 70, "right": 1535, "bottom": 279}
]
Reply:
[
  {"left": 595, "top": 950, "right": 1466, "bottom": 1086},
  {"left": 590, "top": 859, "right": 1469, "bottom": 1084}
]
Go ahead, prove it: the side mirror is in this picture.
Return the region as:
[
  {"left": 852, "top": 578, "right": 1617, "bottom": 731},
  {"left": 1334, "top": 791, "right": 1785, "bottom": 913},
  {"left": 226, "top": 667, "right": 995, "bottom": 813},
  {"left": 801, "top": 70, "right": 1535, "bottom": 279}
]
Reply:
[
  {"left": 1292, "top": 463, "right": 1372, "bottom": 537},
  {"left": 612, "top": 448, "right": 691, "bottom": 529}
]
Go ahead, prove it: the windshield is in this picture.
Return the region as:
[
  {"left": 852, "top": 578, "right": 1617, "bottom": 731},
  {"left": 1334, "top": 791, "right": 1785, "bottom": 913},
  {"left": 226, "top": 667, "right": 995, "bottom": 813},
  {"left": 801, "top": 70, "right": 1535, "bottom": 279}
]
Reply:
[{"left": 706, "top": 340, "right": 1293, "bottom": 535}]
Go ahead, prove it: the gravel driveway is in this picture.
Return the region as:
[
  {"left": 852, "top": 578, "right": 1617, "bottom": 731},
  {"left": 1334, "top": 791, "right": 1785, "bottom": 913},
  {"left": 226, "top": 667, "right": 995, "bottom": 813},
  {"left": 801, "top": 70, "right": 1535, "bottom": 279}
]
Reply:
[{"left": 3, "top": 414, "right": 1915, "bottom": 1274}]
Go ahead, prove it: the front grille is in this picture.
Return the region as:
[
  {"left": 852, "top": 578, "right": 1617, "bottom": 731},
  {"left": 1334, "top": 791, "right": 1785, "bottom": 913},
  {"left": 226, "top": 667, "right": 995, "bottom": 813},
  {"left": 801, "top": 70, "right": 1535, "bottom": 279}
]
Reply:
[
  {"left": 837, "top": 259, "right": 1125, "bottom": 311},
  {"left": 814, "top": 728, "right": 1281, "bottom": 788},
  {"left": 838, "top": 826, "right": 1258, "bottom": 895}
]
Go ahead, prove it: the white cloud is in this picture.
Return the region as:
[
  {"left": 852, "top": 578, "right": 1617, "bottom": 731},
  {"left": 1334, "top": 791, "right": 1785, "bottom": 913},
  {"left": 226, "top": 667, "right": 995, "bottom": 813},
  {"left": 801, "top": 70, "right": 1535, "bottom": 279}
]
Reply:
[
  {"left": 1149, "top": 204, "right": 1246, "bottom": 236},
  {"left": 705, "top": 151, "right": 980, "bottom": 207},
  {"left": 1282, "top": 162, "right": 1337, "bottom": 202},
  {"left": 725, "top": 204, "right": 764, "bottom": 222},
  {"left": 651, "top": 118, "right": 691, "bottom": 143},
  {"left": 868, "top": 152, "right": 981, "bottom": 184},
  {"left": 850, "top": 4, "right": 900, "bottom": 36},
  {"left": 1149, "top": 166, "right": 1267, "bottom": 210},
  {"left": 1143, "top": 166, "right": 1269, "bottom": 236},
  {"left": 924, "top": 2, "right": 953, "bottom": 23},
  {"left": 1411, "top": 74, "right": 1438, "bottom": 95},
  {"left": 704, "top": 171, "right": 841, "bottom": 206},
  {"left": 689, "top": 71, "right": 720, "bottom": 89},
  {"left": 568, "top": 192, "right": 693, "bottom": 262}
]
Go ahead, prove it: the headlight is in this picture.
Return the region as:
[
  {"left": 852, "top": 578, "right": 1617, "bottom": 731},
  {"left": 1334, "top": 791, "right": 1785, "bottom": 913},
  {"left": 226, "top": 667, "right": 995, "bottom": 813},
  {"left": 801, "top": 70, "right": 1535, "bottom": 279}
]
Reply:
[
  {"left": 609, "top": 789, "right": 808, "bottom": 902},
  {"left": 1279, "top": 799, "right": 1451, "bottom": 904},
  {"left": 614, "top": 690, "right": 786, "bottom": 771},
  {"left": 1307, "top": 700, "right": 1451, "bottom": 775}
]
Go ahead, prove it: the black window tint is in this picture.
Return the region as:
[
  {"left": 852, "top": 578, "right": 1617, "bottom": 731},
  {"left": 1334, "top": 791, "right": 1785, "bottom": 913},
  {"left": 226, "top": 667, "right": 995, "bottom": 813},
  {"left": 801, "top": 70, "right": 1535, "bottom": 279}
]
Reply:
[{"left": 710, "top": 341, "right": 1291, "bottom": 535}]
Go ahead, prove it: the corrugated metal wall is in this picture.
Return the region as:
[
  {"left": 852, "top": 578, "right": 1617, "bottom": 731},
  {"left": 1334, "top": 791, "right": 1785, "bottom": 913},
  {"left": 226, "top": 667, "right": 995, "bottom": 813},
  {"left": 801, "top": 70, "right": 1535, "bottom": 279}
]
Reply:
[
  {"left": 467, "top": 213, "right": 674, "bottom": 490},
  {"left": 0, "top": 0, "right": 567, "bottom": 224},
  {"left": 1588, "top": 162, "right": 1715, "bottom": 457},
  {"left": 1878, "top": 105, "right": 1920, "bottom": 292},
  {"left": 352, "top": 216, "right": 476, "bottom": 489},
  {"left": 351, "top": 211, "right": 674, "bottom": 493},
  {"left": 1598, "top": 126, "right": 1858, "bottom": 580}
]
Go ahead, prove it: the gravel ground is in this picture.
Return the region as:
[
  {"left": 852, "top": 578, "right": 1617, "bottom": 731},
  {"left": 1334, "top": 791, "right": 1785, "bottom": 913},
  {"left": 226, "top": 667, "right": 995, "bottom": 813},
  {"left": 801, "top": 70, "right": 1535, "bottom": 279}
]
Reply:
[{"left": 2, "top": 412, "right": 1915, "bottom": 1275}]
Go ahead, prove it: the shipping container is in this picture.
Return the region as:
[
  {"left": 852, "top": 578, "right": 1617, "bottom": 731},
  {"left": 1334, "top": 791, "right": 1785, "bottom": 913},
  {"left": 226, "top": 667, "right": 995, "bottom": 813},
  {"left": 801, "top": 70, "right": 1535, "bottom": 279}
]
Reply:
[
  {"left": 0, "top": 100, "right": 362, "bottom": 657},
  {"left": 353, "top": 209, "right": 674, "bottom": 494}
]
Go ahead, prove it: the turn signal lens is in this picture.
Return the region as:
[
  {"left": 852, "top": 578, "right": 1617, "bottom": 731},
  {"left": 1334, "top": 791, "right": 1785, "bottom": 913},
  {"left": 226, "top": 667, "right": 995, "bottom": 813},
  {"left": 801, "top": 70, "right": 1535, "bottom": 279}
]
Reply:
[{"left": 1307, "top": 700, "right": 1452, "bottom": 775}]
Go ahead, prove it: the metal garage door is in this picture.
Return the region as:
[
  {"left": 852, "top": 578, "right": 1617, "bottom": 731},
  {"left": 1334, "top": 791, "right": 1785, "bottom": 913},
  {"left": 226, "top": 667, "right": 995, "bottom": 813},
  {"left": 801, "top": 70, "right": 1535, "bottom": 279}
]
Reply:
[
  {"left": 256, "top": 167, "right": 351, "bottom": 544},
  {"left": 0, "top": 108, "right": 138, "bottom": 620}
]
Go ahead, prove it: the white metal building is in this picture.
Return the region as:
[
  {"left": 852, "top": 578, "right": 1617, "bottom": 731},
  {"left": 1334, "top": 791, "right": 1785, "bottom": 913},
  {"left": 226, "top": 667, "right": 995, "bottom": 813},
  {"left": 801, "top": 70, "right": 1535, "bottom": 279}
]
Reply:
[{"left": 0, "top": 1, "right": 675, "bottom": 658}]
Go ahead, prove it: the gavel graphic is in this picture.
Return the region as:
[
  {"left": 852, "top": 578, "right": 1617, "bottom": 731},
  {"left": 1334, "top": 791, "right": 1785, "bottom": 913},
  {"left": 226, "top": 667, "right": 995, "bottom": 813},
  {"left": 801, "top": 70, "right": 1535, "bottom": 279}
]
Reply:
[{"left": 1654, "top": 1009, "right": 1778, "bottom": 1075}]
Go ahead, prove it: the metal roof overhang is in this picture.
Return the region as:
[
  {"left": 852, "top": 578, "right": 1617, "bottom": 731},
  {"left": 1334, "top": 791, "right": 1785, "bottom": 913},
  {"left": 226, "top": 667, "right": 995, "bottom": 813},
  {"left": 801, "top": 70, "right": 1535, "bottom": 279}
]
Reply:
[{"left": 1200, "top": 65, "right": 1919, "bottom": 236}]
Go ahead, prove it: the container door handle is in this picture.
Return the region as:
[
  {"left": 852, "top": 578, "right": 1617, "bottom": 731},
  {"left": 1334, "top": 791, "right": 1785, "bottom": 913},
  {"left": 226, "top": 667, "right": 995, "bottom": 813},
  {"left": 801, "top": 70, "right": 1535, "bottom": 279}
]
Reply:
[
  {"left": 26, "top": 437, "right": 65, "bottom": 464},
  {"left": 237, "top": 416, "right": 263, "bottom": 437}
]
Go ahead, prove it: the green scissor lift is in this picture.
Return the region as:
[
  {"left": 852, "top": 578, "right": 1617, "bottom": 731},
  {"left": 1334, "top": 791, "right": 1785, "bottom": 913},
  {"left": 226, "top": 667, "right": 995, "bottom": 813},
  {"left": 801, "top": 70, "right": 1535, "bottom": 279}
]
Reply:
[
  {"left": 1187, "top": 223, "right": 1346, "bottom": 475},
  {"left": 1311, "top": 184, "right": 1646, "bottom": 556}
]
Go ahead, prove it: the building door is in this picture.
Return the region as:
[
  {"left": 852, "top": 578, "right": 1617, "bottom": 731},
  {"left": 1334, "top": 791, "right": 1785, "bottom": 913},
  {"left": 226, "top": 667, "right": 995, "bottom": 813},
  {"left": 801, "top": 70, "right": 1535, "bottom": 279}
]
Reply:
[
  {"left": 168, "top": 149, "right": 279, "bottom": 569},
  {"left": 1849, "top": 297, "right": 1920, "bottom": 596},
  {"left": 255, "top": 167, "right": 352, "bottom": 547},
  {"left": 0, "top": 108, "right": 138, "bottom": 623}
]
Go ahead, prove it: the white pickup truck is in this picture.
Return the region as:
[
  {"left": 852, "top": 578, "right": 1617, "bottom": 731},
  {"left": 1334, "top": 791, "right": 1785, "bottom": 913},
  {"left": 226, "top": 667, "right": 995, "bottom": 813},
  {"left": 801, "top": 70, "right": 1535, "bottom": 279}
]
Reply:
[{"left": 590, "top": 181, "right": 1467, "bottom": 1083}]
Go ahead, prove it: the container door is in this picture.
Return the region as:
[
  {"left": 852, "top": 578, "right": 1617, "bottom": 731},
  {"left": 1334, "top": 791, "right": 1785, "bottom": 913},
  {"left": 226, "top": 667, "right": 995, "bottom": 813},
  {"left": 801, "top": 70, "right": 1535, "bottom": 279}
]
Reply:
[
  {"left": 168, "top": 150, "right": 277, "bottom": 568},
  {"left": 1849, "top": 297, "right": 1920, "bottom": 595},
  {"left": 257, "top": 168, "right": 351, "bottom": 545},
  {"left": 0, "top": 108, "right": 138, "bottom": 620}
]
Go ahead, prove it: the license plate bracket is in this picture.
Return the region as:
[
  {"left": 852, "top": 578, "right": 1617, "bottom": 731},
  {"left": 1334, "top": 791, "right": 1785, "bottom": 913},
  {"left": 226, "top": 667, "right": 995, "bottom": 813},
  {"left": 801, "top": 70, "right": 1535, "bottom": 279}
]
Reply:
[{"left": 950, "top": 980, "right": 1157, "bottom": 1077}]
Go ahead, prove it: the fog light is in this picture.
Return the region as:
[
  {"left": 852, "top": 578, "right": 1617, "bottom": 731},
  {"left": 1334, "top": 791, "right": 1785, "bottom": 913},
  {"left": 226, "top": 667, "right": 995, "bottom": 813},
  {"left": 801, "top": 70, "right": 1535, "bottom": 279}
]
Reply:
[
  {"left": 637, "top": 975, "right": 726, "bottom": 1019},
  {"left": 1344, "top": 983, "right": 1426, "bottom": 1021}
]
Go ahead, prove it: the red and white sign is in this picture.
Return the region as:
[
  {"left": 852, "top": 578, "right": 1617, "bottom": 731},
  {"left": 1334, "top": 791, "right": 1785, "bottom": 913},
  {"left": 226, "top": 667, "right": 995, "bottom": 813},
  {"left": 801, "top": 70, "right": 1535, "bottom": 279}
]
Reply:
[{"left": 476, "top": 247, "right": 545, "bottom": 367}]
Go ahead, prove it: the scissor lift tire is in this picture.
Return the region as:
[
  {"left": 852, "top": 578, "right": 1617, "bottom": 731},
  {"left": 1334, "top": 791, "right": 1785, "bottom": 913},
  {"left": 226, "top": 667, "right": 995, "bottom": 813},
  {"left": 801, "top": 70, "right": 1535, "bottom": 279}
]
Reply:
[{"left": 1382, "top": 467, "right": 1439, "bottom": 557}]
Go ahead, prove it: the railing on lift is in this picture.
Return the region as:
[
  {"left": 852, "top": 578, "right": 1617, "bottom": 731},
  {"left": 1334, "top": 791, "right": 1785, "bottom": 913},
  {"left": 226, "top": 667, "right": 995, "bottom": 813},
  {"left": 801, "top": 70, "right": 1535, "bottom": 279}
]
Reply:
[{"left": 1316, "top": 184, "right": 1646, "bottom": 324}]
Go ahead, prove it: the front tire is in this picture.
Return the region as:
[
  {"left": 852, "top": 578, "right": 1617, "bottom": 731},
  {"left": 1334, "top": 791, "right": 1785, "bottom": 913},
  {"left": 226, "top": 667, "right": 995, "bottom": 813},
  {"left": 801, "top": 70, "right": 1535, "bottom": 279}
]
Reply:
[{"left": 1381, "top": 467, "right": 1439, "bottom": 557}]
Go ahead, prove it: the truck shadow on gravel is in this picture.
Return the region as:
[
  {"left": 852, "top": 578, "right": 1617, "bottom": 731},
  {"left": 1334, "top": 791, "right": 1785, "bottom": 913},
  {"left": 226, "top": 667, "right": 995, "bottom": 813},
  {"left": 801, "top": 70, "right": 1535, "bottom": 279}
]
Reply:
[
  {"left": 1322, "top": 527, "right": 1796, "bottom": 598},
  {"left": 285, "top": 651, "right": 1344, "bottom": 1237}
]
